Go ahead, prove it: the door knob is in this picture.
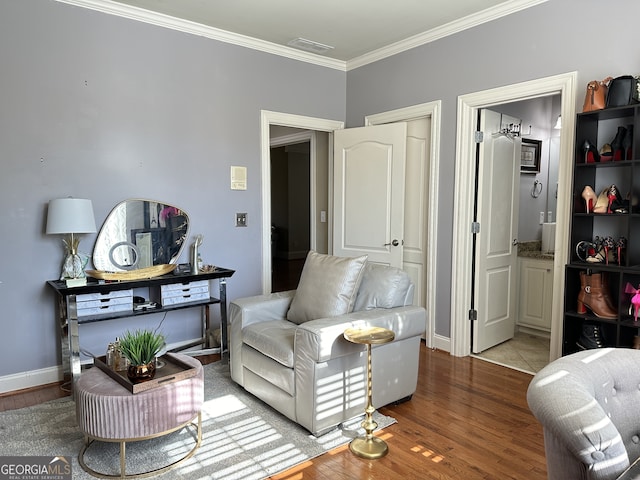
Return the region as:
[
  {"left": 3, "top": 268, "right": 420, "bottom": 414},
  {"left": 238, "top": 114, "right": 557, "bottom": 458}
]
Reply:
[{"left": 384, "top": 239, "right": 400, "bottom": 247}]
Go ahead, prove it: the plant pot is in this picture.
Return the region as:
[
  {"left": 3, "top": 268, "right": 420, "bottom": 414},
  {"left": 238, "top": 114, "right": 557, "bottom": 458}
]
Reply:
[{"left": 127, "top": 362, "right": 156, "bottom": 383}]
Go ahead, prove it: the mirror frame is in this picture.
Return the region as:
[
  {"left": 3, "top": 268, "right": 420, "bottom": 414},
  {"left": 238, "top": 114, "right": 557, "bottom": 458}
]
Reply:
[{"left": 92, "top": 199, "right": 190, "bottom": 272}]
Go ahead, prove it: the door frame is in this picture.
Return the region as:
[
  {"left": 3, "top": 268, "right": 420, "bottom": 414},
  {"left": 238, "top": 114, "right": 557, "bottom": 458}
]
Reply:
[
  {"left": 450, "top": 72, "right": 578, "bottom": 360},
  {"left": 260, "top": 111, "right": 344, "bottom": 294},
  {"left": 364, "top": 101, "right": 442, "bottom": 349}
]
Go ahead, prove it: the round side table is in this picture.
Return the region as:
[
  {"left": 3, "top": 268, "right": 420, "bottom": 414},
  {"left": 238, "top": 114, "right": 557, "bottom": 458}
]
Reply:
[{"left": 343, "top": 326, "right": 395, "bottom": 459}]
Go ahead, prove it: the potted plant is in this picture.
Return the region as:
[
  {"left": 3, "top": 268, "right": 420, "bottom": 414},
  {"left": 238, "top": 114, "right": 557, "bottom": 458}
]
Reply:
[{"left": 118, "top": 329, "right": 166, "bottom": 382}]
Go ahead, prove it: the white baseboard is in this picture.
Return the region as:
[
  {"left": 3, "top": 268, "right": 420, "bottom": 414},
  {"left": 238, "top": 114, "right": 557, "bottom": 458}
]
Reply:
[
  {"left": 0, "top": 366, "right": 63, "bottom": 395},
  {"left": 0, "top": 337, "right": 205, "bottom": 395},
  {"left": 516, "top": 325, "right": 551, "bottom": 339},
  {"left": 432, "top": 334, "right": 451, "bottom": 353}
]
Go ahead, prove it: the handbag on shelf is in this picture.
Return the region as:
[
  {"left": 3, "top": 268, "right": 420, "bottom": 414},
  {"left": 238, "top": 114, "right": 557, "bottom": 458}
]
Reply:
[
  {"left": 606, "top": 75, "right": 640, "bottom": 108},
  {"left": 583, "top": 77, "right": 613, "bottom": 112}
]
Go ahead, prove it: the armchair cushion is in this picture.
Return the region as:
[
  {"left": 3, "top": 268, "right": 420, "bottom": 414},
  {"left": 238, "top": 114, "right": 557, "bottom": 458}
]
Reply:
[
  {"left": 354, "top": 262, "right": 413, "bottom": 311},
  {"left": 286, "top": 251, "right": 367, "bottom": 324},
  {"left": 243, "top": 320, "right": 296, "bottom": 368}
]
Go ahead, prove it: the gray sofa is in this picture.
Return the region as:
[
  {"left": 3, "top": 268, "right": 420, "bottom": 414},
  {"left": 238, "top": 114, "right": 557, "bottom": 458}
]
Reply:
[
  {"left": 527, "top": 348, "right": 640, "bottom": 480},
  {"left": 229, "top": 251, "right": 426, "bottom": 436}
]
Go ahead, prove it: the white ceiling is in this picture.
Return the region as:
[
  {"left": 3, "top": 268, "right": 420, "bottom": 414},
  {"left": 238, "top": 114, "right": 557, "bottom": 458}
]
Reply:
[{"left": 60, "top": 0, "right": 547, "bottom": 70}]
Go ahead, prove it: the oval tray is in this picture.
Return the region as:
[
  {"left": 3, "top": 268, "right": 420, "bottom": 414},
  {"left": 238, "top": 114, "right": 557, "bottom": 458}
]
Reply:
[{"left": 86, "top": 264, "right": 177, "bottom": 281}]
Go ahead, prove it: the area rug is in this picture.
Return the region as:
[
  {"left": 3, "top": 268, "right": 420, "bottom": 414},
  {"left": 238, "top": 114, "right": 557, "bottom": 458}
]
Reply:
[{"left": 0, "top": 360, "right": 396, "bottom": 479}]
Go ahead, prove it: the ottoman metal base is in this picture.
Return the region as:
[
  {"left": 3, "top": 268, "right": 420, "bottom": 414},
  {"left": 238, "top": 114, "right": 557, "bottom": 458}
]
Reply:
[{"left": 78, "top": 412, "right": 201, "bottom": 479}]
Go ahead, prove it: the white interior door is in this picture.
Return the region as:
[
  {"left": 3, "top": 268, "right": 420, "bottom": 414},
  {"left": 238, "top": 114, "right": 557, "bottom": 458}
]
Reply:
[
  {"left": 472, "top": 110, "right": 521, "bottom": 353},
  {"left": 333, "top": 124, "right": 407, "bottom": 267}
]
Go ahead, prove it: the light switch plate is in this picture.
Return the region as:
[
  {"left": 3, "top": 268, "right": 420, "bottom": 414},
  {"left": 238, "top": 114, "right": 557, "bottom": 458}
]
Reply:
[{"left": 236, "top": 212, "right": 247, "bottom": 227}]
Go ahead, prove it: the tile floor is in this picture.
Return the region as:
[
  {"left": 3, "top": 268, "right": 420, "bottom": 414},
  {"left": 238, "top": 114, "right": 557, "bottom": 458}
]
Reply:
[{"left": 473, "top": 331, "right": 550, "bottom": 374}]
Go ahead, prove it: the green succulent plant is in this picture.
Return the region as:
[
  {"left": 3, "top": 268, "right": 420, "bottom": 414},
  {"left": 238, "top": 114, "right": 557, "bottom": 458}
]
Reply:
[{"left": 118, "top": 329, "right": 165, "bottom": 366}]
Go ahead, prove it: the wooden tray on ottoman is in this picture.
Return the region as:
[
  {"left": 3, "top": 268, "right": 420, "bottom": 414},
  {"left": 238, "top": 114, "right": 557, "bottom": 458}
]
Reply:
[{"left": 93, "top": 353, "right": 198, "bottom": 394}]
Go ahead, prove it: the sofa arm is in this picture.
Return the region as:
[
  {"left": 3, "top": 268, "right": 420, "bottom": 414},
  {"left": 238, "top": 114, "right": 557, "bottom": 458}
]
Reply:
[
  {"left": 294, "top": 305, "right": 426, "bottom": 363},
  {"left": 527, "top": 352, "right": 630, "bottom": 480}
]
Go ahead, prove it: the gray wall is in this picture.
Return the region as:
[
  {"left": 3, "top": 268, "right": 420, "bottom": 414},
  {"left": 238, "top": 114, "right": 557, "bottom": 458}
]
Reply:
[
  {"left": 345, "top": 0, "right": 640, "bottom": 338},
  {"left": 494, "top": 96, "right": 560, "bottom": 241},
  {"left": 3, "top": 0, "right": 639, "bottom": 380},
  {"left": 0, "top": 1, "right": 345, "bottom": 376}
]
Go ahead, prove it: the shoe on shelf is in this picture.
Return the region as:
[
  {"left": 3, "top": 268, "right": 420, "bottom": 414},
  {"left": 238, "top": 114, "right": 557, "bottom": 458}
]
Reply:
[
  {"left": 600, "top": 143, "right": 613, "bottom": 162},
  {"left": 611, "top": 126, "right": 627, "bottom": 161},
  {"left": 583, "top": 140, "right": 600, "bottom": 163},
  {"left": 576, "top": 323, "right": 605, "bottom": 350},
  {"left": 577, "top": 271, "right": 617, "bottom": 319},
  {"left": 623, "top": 125, "right": 634, "bottom": 160},
  {"left": 593, "top": 187, "right": 610, "bottom": 214},
  {"left": 625, "top": 282, "right": 640, "bottom": 322},
  {"left": 608, "top": 184, "right": 628, "bottom": 213},
  {"left": 616, "top": 237, "right": 626, "bottom": 266},
  {"left": 581, "top": 186, "right": 598, "bottom": 213}
]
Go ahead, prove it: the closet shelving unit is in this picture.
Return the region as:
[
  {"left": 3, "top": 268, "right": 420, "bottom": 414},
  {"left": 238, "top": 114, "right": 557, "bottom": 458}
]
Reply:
[{"left": 564, "top": 104, "right": 640, "bottom": 354}]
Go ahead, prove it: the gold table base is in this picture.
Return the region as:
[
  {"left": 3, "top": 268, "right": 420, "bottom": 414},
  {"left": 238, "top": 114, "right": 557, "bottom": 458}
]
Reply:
[{"left": 343, "top": 326, "right": 395, "bottom": 459}]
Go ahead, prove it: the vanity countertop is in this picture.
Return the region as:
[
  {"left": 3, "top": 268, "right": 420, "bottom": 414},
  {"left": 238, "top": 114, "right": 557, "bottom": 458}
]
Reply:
[{"left": 518, "top": 241, "right": 554, "bottom": 260}]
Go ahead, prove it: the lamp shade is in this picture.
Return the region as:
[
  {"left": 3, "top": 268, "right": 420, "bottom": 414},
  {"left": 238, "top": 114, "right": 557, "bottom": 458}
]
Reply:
[{"left": 46, "top": 198, "right": 97, "bottom": 234}]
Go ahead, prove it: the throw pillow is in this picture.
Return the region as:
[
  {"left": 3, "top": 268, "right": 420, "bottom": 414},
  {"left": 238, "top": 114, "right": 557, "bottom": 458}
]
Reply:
[
  {"left": 353, "top": 262, "right": 412, "bottom": 311},
  {"left": 286, "top": 251, "right": 368, "bottom": 324}
]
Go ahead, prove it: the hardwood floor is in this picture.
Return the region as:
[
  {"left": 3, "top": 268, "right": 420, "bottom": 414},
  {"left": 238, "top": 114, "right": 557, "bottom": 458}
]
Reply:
[{"left": 0, "top": 345, "right": 547, "bottom": 479}]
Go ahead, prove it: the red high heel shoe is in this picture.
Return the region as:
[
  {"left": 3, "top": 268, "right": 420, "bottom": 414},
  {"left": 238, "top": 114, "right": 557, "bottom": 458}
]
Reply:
[
  {"left": 602, "top": 236, "right": 615, "bottom": 265},
  {"left": 599, "top": 144, "right": 613, "bottom": 162},
  {"left": 611, "top": 127, "right": 627, "bottom": 161},
  {"left": 617, "top": 237, "right": 627, "bottom": 265},
  {"left": 623, "top": 125, "right": 634, "bottom": 160},
  {"left": 583, "top": 140, "right": 600, "bottom": 163},
  {"left": 593, "top": 187, "right": 610, "bottom": 214},
  {"left": 581, "top": 186, "right": 598, "bottom": 213}
]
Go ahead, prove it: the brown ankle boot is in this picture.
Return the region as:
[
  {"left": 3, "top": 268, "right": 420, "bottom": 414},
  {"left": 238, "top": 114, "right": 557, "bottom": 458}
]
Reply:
[
  {"left": 577, "top": 271, "right": 618, "bottom": 319},
  {"left": 633, "top": 336, "right": 640, "bottom": 349}
]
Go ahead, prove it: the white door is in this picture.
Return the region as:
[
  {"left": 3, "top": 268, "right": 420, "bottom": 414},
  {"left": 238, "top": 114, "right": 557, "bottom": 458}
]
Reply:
[
  {"left": 472, "top": 110, "right": 521, "bottom": 353},
  {"left": 333, "top": 123, "right": 407, "bottom": 267},
  {"left": 402, "top": 118, "right": 431, "bottom": 309}
]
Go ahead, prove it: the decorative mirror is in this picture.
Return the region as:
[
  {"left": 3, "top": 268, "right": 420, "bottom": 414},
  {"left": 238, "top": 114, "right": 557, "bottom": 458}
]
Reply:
[{"left": 93, "top": 199, "right": 189, "bottom": 272}]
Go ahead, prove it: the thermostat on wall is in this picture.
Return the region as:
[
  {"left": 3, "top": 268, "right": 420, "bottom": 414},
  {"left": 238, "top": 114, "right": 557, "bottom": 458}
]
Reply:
[{"left": 231, "top": 166, "right": 247, "bottom": 190}]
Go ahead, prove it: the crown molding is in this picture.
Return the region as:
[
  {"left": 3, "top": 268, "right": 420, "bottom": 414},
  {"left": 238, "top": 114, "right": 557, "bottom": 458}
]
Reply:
[
  {"left": 56, "top": 0, "right": 547, "bottom": 72},
  {"left": 346, "top": 0, "right": 548, "bottom": 71},
  {"left": 55, "top": 0, "right": 348, "bottom": 71}
]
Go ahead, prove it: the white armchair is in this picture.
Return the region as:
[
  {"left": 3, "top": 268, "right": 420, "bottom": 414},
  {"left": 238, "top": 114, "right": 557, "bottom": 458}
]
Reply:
[{"left": 229, "top": 252, "right": 426, "bottom": 436}]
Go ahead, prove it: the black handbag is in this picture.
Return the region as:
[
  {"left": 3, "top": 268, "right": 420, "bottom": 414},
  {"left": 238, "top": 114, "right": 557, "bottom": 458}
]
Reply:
[{"left": 606, "top": 75, "right": 640, "bottom": 107}]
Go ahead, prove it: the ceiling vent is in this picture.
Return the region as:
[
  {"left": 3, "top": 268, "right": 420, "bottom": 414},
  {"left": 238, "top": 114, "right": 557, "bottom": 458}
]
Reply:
[{"left": 287, "top": 37, "right": 334, "bottom": 55}]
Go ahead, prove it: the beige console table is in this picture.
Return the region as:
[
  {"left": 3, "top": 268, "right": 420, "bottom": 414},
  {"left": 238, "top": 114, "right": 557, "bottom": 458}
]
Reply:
[{"left": 47, "top": 268, "right": 234, "bottom": 386}]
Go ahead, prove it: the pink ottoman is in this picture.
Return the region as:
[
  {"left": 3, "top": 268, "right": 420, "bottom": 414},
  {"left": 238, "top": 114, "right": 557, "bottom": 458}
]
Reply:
[{"left": 75, "top": 353, "right": 204, "bottom": 478}]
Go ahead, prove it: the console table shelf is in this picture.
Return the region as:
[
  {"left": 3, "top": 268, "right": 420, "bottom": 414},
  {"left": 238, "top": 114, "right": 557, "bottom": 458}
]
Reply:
[{"left": 47, "top": 268, "right": 235, "bottom": 386}]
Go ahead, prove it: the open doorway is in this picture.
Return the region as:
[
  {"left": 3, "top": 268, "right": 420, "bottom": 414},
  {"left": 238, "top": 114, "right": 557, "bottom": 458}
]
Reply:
[
  {"left": 270, "top": 139, "right": 310, "bottom": 292},
  {"left": 261, "top": 111, "right": 344, "bottom": 295},
  {"left": 450, "top": 72, "right": 578, "bottom": 366},
  {"left": 472, "top": 96, "right": 560, "bottom": 373}
]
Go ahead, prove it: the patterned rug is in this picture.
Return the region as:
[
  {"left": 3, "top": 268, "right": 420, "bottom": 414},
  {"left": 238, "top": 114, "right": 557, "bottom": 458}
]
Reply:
[{"left": 0, "top": 360, "right": 395, "bottom": 479}]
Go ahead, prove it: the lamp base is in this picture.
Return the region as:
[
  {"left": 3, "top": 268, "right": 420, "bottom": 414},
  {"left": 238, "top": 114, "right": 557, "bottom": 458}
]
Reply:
[{"left": 65, "top": 277, "right": 87, "bottom": 288}]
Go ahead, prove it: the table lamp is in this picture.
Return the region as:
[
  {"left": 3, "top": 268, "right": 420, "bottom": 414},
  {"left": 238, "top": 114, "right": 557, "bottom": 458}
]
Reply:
[{"left": 46, "top": 198, "right": 96, "bottom": 286}]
